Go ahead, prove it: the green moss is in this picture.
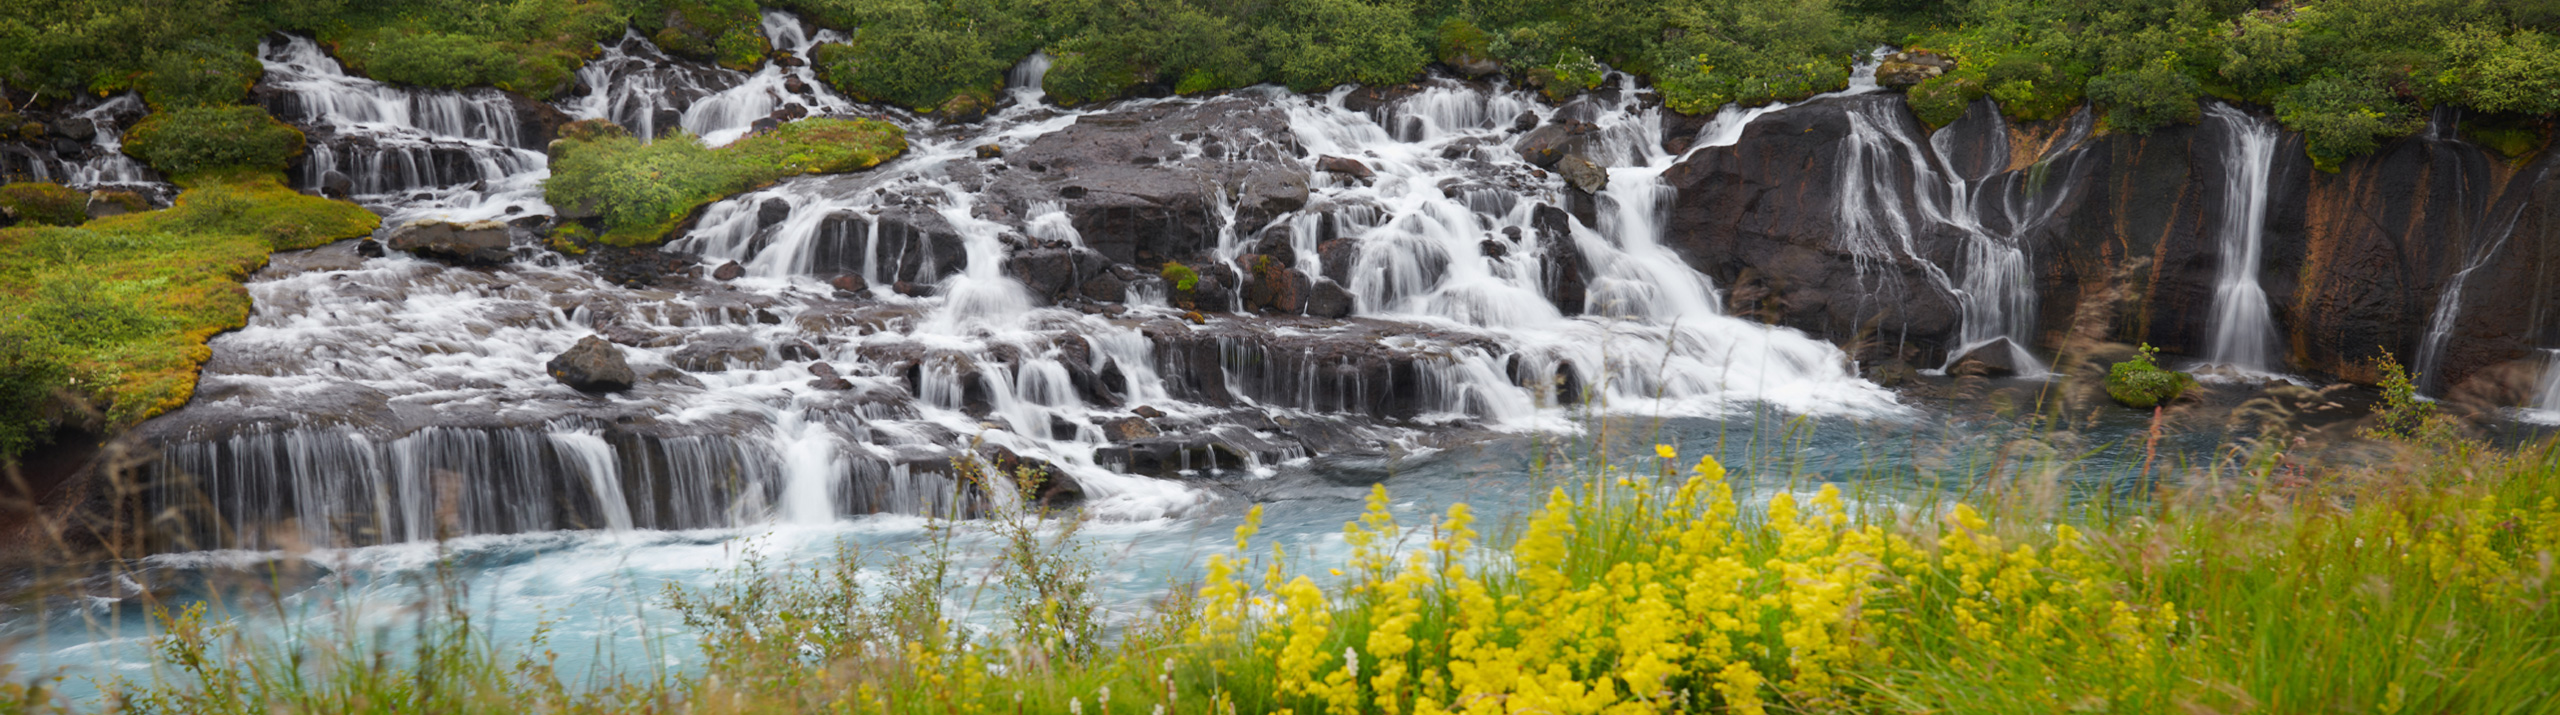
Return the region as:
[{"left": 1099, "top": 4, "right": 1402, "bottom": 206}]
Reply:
[
  {"left": 2461, "top": 115, "right": 2547, "bottom": 160},
  {"left": 318, "top": 0, "right": 625, "bottom": 96},
  {"left": 0, "top": 172, "right": 377, "bottom": 458},
  {"left": 0, "top": 183, "right": 90, "bottom": 227},
  {"left": 122, "top": 105, "right": 306, "bottom": 177},
  {"left": 544, "top": 117, "right": 906, "bottom": 246},
  {"left": 1159, "top": 261, "right": 1199, "bottom": 292},
  {"left": 2104, "top": 343, "right": 2195, "bottom": 409}
]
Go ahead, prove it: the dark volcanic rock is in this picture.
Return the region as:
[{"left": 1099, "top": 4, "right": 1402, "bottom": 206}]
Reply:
[
  {"left": 1305, "top": 280, "right": 1355, "bottom": 318},
  {"left": 984, "top": 98, "right": 1308, "bottom": 268},
  {"left": 1948, "top": 338, "right": 2029, "bottom": 378},
  {"left": 387, "top": 220, "right": 514, "bottom": 265},
  {"left": 712, "top": 261, "right": 745, "bottom": 281},
  {"left": 547, "top": 336, "right": 636, "bottom": 393}
]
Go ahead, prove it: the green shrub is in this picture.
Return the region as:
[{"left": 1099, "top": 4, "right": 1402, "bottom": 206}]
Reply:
[
  {"left": 1259, "top": 0, "right": 1429, "bottom": 91},
  {"left": 2366, "top": 349, "right": 2438, "bottom": 440},
  {"left": 355, "top": 32, "right": 517, "bottom": 89},
  {"left": 0, "top": 183, "right": 89, "bottom": 227},
  {"left": 544, "top": 117, "right": 906, "bottom": 245},
  {"left": 2432, "top": 25, "right": 2560, "bottom": 115},
  {"left": 140, "top": 40, "right": 263, "bottom": 109},
  {"left": 2275, "top": 72, "right": 2423, "bottom": 171},
  {"left": 122, "top": 106, "right": 306, "bottom": 177},
  {"left": 813, "top": 25, "right": 1007, "bottom": 112},
  {"left": 2105, "top": 343, "right": 2194, "bottom": 408},
  {"left": 2086, "top": 58, "right": 2204, "bottom": 134},
  {"left": 618, "top": 0, "right": 770, "bottom": 70},
  {"left": 1907, "top": 75, "right": 1983, "bottom": 127},
  {"left": 1160, "top": 261, "right": 1199, "bottom": 292}
]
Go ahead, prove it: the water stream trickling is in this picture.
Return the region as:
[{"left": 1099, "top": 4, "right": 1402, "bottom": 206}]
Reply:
[
  {"left": 2201, "top": 103, "right": 2283, "bottom": 374},
  {"left": 1832, "top": 92, "right": 2092, "bottom": 375}
]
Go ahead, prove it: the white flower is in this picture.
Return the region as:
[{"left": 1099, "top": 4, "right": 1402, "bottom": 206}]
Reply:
[
  {"left": 1070, "top": 698, "right": 1083, "bottom": 715},
  {"left": 1344, "top": 647, "right": 1359, "bottom": 678}
]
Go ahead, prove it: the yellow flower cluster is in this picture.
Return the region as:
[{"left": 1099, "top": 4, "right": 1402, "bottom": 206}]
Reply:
[{"left": 1189, "top": 445, "right": 2205, "bottom": 714}]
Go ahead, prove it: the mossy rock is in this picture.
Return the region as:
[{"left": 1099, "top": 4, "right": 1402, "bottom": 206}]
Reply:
[
  {"left": 123, "top": 106, "right": 305, "bottom": 177},
  {"left": 543, "top": 117, "right": 906, "bottom": 246},
  {"left": 2105, "top": 345, "right": 2195, "bottom": 409},
  {"left": 0, "top": 183, "right": 90, "bottom": 227}
]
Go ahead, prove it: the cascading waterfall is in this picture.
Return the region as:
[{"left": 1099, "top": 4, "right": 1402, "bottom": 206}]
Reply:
[
  {"left": 678, "top": 10, "right": 859, "bottom": 147},
  {"left": 2413, "top": 110, "right": 2555, "bottom": 394},
  {"left": 2527, "top": 350, "right": 2560, "bottom": 424},
  {"left": 1831, "top": 90, "right": 2093, "bottom": 375},
  {"left": 2201, "top": 103, "right": 2283, "bottom": 374},
  {"left": 145, "top": 24, "right": 1916, "bottom": 551},
  {"left": 259, "top": 34, "right": 552, "bottom": 225}
]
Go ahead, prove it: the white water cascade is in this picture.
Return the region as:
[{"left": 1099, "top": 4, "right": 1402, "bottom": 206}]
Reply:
[
  {"left": 2521, "top": 350, "right": 2560, "bottom": 425},
  {"left": 677, "top": 10, "right": 860, "bottom": 147},
  {"left": 259, "top": 34, "right": 552, "bottom": 226},
  {"left": 2201, "top": 103, "right": 2283, "bottom": 374},
  {"left": 2413, "top": 111, "right": 2556, "bottom": 394},
  {"left": 1832, "top": 95, "right": 2090, "bottom": 376}
]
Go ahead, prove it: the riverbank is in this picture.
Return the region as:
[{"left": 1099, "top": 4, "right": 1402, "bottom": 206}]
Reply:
[{"left": 7, "top": 408, "right": 2553, "bottom": 713}]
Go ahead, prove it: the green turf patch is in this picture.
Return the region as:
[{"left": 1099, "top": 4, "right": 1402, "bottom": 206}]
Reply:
[
  {"left": 544, "top": 117, "right": 905, "bottom": 247},
  {"left": 0, "top": 171, "right": 378, "bottom": 458}
]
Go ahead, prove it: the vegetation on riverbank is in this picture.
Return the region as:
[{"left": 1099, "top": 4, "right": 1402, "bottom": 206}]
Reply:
[
  {"left": 0, "top": 171, "right": 376, "bottom": 459},
  {"left": 542, "top": 117, "right": 904, "bottom": 246},
  {"left": 18, "top": 410, "right": 2547, "bottom": 713},
  {"left": 11, "top": 0, "right": 2560, "bottom": 169}
]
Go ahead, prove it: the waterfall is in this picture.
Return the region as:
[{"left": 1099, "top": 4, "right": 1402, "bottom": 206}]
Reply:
[
  {"left": 677, "top": 11, "right": 857, "bottom": 147},
  {"left": 1826, "top": 83, "right": 2094, "bottom": 376},
  {"left": 2527, "top": 350, "right": 2560, "bottom": 425},
  {"left": 2412, "top": 109, "right": 2554, "bottom": 393},
  {"left": 64, "top": 95, "right": 155, "bottom": 188},
  {"left": 2201, "top": 103, "right": 2283, "bottom": 373},
  {"left": 258, "top": 34, "right": 551, "bottom": 226},
  {"left": 148, "top": 34, "right": 1914, "bottom": 550}
]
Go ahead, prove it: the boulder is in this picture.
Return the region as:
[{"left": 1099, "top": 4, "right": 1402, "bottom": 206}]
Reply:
[
  {"left": 756, "top": 197, "right": 792, "bottom": 229},
  {"left": 712, "top": 261, "right": 745, "bottom": 281},
  {"left": 1317, "top": 155, "right": 1375, "bottom": 180},
  {"left": 1306, "top": 280, "right": 1356, "bottom": 318},
  {"left": 1876, "top": 51, "right": 1955, "bottom": 87},
  {"left": 829, "top": 273, "right": 869, "bottom": 294},
  {"left": 386, "top": 220, "right": 514, "bottom": 266},
  {"left": 547, "top": 336, "right": 636, "bottom": 393},
  {"left": 1515, "top": 120, "right": 1595, "bottom": 167},
  {"left": 1556, "top": 154, "right": 1608, "bottom": 194},
  {"left": 1949, "top": 337, "right": 2032, "bottom": 378},
  {"left": 975, "top": 143, "right": 1003, "bottom": 159},
  {"left": 1102, "top": 416, "right": 1159, "bottom": 442}
]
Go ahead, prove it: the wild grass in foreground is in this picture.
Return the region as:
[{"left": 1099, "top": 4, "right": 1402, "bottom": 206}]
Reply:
[{"left": 16, "top": 430, "right": 2560, "bottom": 714}]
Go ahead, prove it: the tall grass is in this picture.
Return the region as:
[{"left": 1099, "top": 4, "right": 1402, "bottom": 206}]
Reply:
[{"left": 14, "top": 420, "right": 2560, "bottom": 713}]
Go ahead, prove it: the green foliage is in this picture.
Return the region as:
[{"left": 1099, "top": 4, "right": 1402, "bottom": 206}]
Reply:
[
  {"left": 2276, "top": 72, "right": 2423, "bottom": 171},
  {"left": 2367, "top": 349, "right": 2439, "bottom": 440},
  {"left": 2086, "top": 56, "right": 2204, "bottom": 133},
  {"left": 1159, "top": 261, "right": 1199, "bottom": 292},
  {"left": 1258, "top": 0, "right": 1430, "bottom": 92},
  {"left": 0, "top": 183, "right": 89, "bottom": 227},
  {"left": 122, "top": 106, "right": 306, "bottom": 178},
  {"left": 0, "top": 172, "right": 376, "bottom": 458},
  {"left": 813, "top": 24, "right": 1006, "bottom": 111},
  {"left": 616, "top": 0, "right": 768, "bottom": 69},
  {"left": 1645, "top": 0, "right": 1871, "bottom": 112},
  {"left": 2105, "top": 343, "right": 2195, "bottom": 408},
  {"left": 1907, "top": 75, "right": 1984, "bottom": 127},
  {"left": 320, "top": 0, "right": 626, "bottom": 95},
  {"left": 2432, "top": 25, "right": 2560, "bottom": 115},
  {"left": 544, "top": 118, "right": 906, "bottom": 245},
  {"left": 140, "top": 40, "right": 264, "bottom": 109},
  {"left": 352, "top": 32, "right": 519, "bottom": 89}
]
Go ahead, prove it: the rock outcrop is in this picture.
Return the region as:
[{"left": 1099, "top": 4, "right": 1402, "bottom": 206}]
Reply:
[
  {"left": 548, "top": 336, "right": 637, "bottom": 393},
  {"left": 387, "top": 220, "right": 516, "bottom": 265}
]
